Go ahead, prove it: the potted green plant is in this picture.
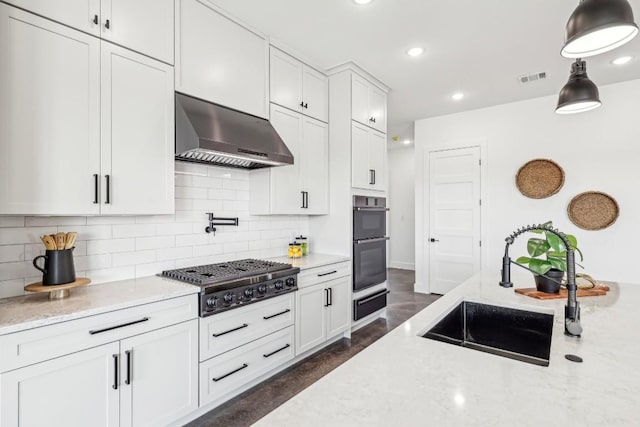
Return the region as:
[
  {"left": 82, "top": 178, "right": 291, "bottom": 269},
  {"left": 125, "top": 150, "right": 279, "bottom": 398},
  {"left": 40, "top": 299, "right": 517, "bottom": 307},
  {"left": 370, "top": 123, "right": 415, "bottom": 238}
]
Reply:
[{"left": 516, "top": 221, "right": 583, "bottom": 293}]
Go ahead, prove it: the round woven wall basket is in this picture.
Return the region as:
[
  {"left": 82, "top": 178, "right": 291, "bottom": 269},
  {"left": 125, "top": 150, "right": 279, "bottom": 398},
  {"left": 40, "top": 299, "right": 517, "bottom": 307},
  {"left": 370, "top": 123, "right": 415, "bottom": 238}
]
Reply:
[
  {"left": 515, "top": 159, "right": 565, "bottom": 199},
  {"left": 568, "top": 191, "right": 619, "bottom": 230}
]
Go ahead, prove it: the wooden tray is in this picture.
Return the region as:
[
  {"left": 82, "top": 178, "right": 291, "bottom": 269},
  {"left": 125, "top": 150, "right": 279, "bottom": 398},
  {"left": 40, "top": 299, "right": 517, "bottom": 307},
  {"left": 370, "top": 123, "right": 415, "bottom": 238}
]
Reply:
[
  {"left": 515, "top": 284, "right": 609, "bottom": 300},
  {"left": 25, "top": 278, "right": 91, "bottom": 300}
]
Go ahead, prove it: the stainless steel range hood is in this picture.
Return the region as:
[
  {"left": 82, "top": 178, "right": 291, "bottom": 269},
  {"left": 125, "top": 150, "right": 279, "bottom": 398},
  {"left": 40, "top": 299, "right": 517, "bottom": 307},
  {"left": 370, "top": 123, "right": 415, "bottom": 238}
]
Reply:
[{"left": 175, "top": 93, "right": 293, "bottom": 169}]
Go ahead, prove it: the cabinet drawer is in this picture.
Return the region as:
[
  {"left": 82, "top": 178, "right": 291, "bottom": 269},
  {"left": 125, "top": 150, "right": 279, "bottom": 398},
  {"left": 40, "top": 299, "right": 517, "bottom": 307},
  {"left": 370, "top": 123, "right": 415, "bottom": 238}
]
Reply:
[
  {"left": 199, "top": 293, "right": 294, "bottom": 361},
  {"left": 199, "top": 325, "right": 294, "bottom": 407},
  {"left": 298, "top": 261, "right": 351, "bottom": 289},
  {"left": 0, "top": 295, "right": 197, "bottom": 373}
]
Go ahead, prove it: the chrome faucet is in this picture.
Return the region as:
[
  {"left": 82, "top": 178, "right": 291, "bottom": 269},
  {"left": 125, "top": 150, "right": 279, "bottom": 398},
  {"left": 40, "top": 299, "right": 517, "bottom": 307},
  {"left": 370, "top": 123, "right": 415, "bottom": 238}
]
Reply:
[{"left": 499, "top": 224, "right": 582, "bottom": 337}]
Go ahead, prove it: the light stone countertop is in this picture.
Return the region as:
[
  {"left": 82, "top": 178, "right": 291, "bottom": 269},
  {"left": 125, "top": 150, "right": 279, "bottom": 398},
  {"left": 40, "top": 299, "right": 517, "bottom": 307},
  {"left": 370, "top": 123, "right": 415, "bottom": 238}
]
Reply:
[
  {"left": 268, "top": 253, "right": 350, "bottom": 271},
  {"left": 0, "top": 276, "right": 199, "bottom": 335},
  {"left": 254, "top": 269, "right": 640, "bottom": 426}
]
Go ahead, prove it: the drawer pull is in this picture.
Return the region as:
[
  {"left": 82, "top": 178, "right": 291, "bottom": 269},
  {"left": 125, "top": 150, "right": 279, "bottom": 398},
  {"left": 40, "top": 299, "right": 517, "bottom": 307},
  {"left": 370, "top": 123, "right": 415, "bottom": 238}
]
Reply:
[
  {"left": 124, "top": 350, "right": 132, "bottom": 385},
  {"left": 89, "top": 317, "right": 150, "bottom": 335},
  {"left": 263, "top": 309, "right": 291, "bottom": 320},
  {"left": 263, "top": 343, "right": 291, "bottom": 358},
  {"left": 212, "top": 323, "right": 248, "bottom": 337},
  {"left": 112, "top": 354, "right": 119, "bottom": 390},
  {"left": 317, "top": 270, "right": 337, "bottom": 277},
  {"left": 212, "top": 363, "right": 248, "bottom": 382},
  {"left": 357, "top": 290, "right": 390, "bottom": 306}
]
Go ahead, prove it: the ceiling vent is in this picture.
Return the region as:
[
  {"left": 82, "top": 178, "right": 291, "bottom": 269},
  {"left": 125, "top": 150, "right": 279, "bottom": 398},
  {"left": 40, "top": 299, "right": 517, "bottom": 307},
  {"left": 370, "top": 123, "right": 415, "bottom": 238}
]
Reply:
[{"left": 518, "top": 71, "right": 547, "bottom": 84}]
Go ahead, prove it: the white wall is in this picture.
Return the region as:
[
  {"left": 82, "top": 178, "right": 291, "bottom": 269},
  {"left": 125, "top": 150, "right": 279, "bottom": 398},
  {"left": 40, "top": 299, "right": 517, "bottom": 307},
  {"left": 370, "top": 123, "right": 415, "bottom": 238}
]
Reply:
[
  {"left": 388, "top": 147, "right": 415, "bottom": 270},
  {"left": 0, "top": 162, "right": 308, "bottom": 298},
  {"left": 415, "top": 78, "right": 640, "bottom": 293}
]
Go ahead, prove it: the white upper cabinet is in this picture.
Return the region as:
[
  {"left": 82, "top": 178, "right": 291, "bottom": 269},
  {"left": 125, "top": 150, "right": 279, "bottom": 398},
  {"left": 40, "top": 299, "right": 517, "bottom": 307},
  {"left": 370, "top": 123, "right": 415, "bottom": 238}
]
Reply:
[
  {"left": 300, "top": 117, "right": 329, "bottom": 214},
  {"left": 5, "top": 0, "right": 174, "bottom": 63},
  {"left": 176, "top": 0, "right": 268, "bottom": 118},
  {"left": 100, "top": 0, "right": 174, "bottom": 65},
  {"left": 352, "top": 122, "right": 386, "bottom": 192},
  {"left": 270, "top": 47, "right": 328, "bottom": 122},
  {"left": 0, "top": 5, "right": 101, "bottom": 215},
  {"left": 351, "top": 73, "right": 387, "bottom": 133},
  {"left": 100, "top": 42, "right": 175, "bottom": 215}
]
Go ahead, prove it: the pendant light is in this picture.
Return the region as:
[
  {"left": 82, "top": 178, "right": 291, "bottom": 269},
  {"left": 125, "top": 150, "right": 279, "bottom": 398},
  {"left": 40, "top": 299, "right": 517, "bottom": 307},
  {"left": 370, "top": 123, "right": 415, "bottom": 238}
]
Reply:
[
  {"left": 561, "top": 0, "right": 638, "bottom": 58},
  {"left": 556, "top": 60, "right": 602, "bottom": 114}
]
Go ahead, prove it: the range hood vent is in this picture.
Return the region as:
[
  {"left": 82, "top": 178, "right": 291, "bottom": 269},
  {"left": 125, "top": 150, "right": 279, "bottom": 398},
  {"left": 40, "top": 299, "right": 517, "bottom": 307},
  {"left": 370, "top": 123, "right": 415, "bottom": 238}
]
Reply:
[{"left": 175, "top": 93, "right": 293, "bottom": 169}]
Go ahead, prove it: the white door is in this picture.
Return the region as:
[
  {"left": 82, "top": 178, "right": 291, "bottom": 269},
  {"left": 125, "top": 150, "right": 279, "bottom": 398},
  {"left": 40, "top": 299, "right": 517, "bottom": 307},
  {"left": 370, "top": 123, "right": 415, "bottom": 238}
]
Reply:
[
  {"left": 5, "top": 0, "right": 101, "bottom": 35},
  {"left": 0, "top": 342, "right": 119, "bottom": 427},
  {"left": 368, "top": 130, "right": 386, "bottom": 191},
  {"left": 176, "top": 0, "right": 268, "bottom": 118},
  {"left": 351, "top": 74, "right": 370, "bottom": 126},
  {"left": 0, "top": 5, "right": 101, "bottom": 215},
  {"left": 120, "top": 320, "right": 198, "bottom": 427},
  {"left": 351, "top": 122, "right": 371, "bottom": 190},
  {"left": 269, "top": 104, "right": 303, "bottom": 213},
  {"left": 302, "top": 65, "right": 328, "bottom": 122},
  {"left": 428, "top": 147, "right": 481, "bottom": 294},
  {"left": 300, "top": 117, "right": 328, "bottom": 214},
  {"left": 101, "top": 0, "right": 174, "bottom": 64},
  {"left": 368, "top": 85, "right": 387, "bottom": 133},
  {"left": 100, "top": 41, "right": 174, "bottom": 215},
  {"left": 270, "top": 47, "right": 303, "bottom": 113},
  {"left": 326, "top": 277, "right": 351, "bottom": 338},
  {"left": 295, "top": 285, "right": 326, "bottom": 355}
]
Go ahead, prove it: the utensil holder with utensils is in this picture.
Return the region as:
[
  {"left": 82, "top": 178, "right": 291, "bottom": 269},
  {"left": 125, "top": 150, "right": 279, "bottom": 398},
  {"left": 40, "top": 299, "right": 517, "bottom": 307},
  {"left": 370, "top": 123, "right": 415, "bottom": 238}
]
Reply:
[{"left": 33, "top": 232, "right": 78, "bottom": 286}]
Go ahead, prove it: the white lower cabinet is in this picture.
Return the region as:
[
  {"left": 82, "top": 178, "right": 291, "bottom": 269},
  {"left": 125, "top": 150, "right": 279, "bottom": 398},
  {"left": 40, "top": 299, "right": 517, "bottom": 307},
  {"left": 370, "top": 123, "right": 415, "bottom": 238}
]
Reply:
[{"left": 296, "top": 268, "right": 351, "bottom": 356}]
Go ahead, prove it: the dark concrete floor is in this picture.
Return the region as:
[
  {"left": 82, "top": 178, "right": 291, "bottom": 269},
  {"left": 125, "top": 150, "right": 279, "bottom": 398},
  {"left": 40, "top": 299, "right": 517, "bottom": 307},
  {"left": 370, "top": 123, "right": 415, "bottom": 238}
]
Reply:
[{"left": 187, "top": 269, "right": 439, "bottom": 427}]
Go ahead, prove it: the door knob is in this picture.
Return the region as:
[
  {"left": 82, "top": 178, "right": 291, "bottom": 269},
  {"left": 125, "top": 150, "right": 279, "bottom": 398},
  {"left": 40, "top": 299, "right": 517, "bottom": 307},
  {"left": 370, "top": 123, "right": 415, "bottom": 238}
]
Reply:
[{"left": 429, "top": 238, "right": 439, "bottom": 242}]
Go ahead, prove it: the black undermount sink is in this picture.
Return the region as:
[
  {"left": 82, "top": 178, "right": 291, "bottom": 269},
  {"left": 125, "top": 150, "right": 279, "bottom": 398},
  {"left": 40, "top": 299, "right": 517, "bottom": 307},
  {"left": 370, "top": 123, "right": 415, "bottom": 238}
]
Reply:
[{"left": 422, "top": 301, "right": 554, "bottom": 367}]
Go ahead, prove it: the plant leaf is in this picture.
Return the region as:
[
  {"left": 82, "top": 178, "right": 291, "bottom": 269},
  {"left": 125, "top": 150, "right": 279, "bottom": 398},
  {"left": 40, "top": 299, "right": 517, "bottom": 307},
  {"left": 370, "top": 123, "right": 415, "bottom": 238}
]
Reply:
[
  {"left": 516, "top": 256, "right": 532, "bottom": 265},
  {"left": 566, "top": 234, "right": 578, "bottom": 249},
  {"left": 529, "top": 258, "right": 552, "bottom": 275},
  {"left": 546, "top": 233, "right": 565, "bottom": 252},
  {"left": 527, "top": 238, "right": 550, "bottom": 257},
  {"left": 547, "top": 256, "right": 566, "bottom": 271},
  {"left": 574, "top": 246, "right": 584, "bottom": 262}
]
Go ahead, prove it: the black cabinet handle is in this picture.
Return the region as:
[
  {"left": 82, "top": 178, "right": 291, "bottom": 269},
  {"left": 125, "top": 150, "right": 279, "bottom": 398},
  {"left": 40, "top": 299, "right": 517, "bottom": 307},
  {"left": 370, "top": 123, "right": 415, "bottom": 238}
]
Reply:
[
  {"left": 429, "top": 238, "right": 440, "bottom": 243},
  {"left": 369, "top": 170, "right": 375, "bottom": 185},
  {"left": 317, "top": 270, "right": 337, "bottom": 277},
  {"left": 212, "top": 363, "right": 248, "bottom": 382},
  {"left": 89, "top": 317, "right": 149, "bottom": 335},
  {"left": 124, "top": 350, "right": 132, "bottom": 385},
  {"left": 304, "top": 103, "right": 308, "bottom": 109},
  {"left": 105, "top": 175, "right": 111, "bottom": 204},
  {"left": 301, "top": 191, "right": 305, "bottom": 209},
  {"left": 304, "top": 191, "right": 309, "bottom": 209},
  {"left": 372, "top": 170, "right": 376, "bottom": 185},
  {"left": 105, "top": 19, "right": 110, "bottom": 29},
  {"left": 263, "top": 309, "right": 291, "bottom": 320},
  {"left": 299, "top": 101, "right": 304, "bottom": 108},
  {"left": 328, "top": 287, "right": 333, "bottom": 306},
  {"left": 112, "top": 354, "right": 119, "bottom": 390},
  {"left": 263, "top": 344, "right": 290, "bottom": 358},
  {"left": 324, "top": 288, "right": 330, "bottom": 307},
  {"left": 93, "top": 15, "right": 99, "bottom": 25},
  {"left": 212, "top": 323, "right": 248, "bottom": 337},
  {"left": 93, "top": 174, "right": 99, "bottom": 204}
]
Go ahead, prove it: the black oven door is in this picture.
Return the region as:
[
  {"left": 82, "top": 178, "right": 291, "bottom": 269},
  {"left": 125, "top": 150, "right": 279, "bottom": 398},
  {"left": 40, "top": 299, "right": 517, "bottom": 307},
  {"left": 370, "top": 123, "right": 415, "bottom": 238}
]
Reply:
[
  {"left": 353, "top": 208, "right": 387, "bottom": 241},
  {"left": 353, "top": 237, "right": 388, "bottom": 291}
]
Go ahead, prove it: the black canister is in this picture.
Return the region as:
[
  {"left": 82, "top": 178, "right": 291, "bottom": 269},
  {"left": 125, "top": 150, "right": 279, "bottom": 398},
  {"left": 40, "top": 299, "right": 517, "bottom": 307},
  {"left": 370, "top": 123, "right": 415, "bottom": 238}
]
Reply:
[{"left": 33, "top": 248, "right": 76, "bottom": 286}]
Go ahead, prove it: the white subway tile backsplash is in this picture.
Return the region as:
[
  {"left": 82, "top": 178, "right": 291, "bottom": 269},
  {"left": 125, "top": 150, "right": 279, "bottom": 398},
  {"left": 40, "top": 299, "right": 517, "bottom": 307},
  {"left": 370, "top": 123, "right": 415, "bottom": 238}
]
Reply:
[{"left": 0, "top": 164, "right": 308, "bottom": 299}]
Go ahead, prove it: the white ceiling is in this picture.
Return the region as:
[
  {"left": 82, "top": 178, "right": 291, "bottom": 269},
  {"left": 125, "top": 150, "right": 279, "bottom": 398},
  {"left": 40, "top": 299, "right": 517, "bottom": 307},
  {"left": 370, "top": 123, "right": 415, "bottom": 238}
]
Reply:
[{"left": 211, "top": 0, "right": 640, "bottom": 145}]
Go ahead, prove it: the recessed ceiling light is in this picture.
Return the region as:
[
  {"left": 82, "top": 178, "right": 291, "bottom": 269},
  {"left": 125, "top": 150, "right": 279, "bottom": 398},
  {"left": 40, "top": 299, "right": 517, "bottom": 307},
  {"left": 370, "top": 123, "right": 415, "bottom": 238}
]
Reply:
[
  {"left": 611, "top": 55, "right": 633, "bottom": 65},
  {"left": 353, "top": 0, "right": 372, "bottom": 5},
  {"left": 403, "top": 139, "right": 411, "bottom": 145},
  {"left": 407, "top": 47, "right": 424, "bottom": 57},
  {"left": 451, "top": 92, "right": 465, "bottom": 101}
]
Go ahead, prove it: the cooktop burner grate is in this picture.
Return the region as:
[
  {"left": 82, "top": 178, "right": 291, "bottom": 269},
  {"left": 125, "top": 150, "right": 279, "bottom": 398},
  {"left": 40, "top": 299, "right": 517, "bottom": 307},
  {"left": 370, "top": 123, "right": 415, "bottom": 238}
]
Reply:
[{"left": 161, "top": 259, "right": 292, "bottom": 286}]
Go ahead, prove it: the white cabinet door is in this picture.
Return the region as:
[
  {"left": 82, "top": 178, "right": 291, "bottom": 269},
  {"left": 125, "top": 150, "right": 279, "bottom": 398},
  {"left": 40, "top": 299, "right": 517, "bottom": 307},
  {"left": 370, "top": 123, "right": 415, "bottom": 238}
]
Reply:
[
  {"left": 176, "top": 0, "right": 268, "bottom": 118},
  {"left": 270, "top": 47, "right": 303, "bottom": 114},
  {"left": 0, "top": 5, "right": 101, "bottom": 215},
  {"left": 100, "top": 41, "right": 174, "bottom": 215},
  {"left": 269, "top": 104, "right": 303, "bottom": 214},
  {"left": 326, "top": 277, "right": 351, "bottom": 338},
  {"left": 0, "top": 342, "right": 119, "bottom": 427},
  {"left": 295, "top": 284, "right": 326, "bottom": 355},
  {"left": 369, "top": 85, "right": 387, "bottom": 133},
  {"left": 101, "top": 0, "right": 174, "bottom": 64},
  {"left": 302, "top": 66, "right": 328, "bottom": 123},
  {"left": 369, "top": 130, "right": 386, "bottom": 191},
  {"left": 300, "top": 117, "right": 328, "bottom": 215},
  {"left": 4, "top": 0, "right": 101, "bottom": 35},
  {"left": 120, "top": 320, "right": 198, "bottom": 427},
  {"left": 351, "top": 74, "right": 370, "bottom": 126},
  {"left": 351, "top": 122, "right": 371, "bottom": 190}
]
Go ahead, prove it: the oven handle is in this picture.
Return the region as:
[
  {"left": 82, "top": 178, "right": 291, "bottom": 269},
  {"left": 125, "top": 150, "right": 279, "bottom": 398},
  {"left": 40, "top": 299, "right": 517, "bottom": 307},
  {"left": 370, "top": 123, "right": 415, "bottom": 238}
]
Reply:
[
  {"left": 353, "top": 207, "right": 390, "bottom": 211},
  {"left": 354, "top": 237, "right": 390, "bottom": 245},
  {"left": 357, "top": 290, "right": 390, "bottom": 306}
]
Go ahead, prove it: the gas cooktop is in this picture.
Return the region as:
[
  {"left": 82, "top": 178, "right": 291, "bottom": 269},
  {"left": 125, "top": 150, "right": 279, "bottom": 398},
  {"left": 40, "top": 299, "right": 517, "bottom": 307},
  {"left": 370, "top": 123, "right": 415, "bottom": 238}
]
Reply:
[{"left": 160, "top": 258, "right": 293, "bottom": 286}]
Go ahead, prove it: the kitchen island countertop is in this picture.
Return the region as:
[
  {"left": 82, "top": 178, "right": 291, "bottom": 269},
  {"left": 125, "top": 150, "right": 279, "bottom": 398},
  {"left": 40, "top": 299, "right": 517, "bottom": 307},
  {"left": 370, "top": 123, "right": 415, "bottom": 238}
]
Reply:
[{"left": 255, "top": 269, "right": 640, "bottom": 426}]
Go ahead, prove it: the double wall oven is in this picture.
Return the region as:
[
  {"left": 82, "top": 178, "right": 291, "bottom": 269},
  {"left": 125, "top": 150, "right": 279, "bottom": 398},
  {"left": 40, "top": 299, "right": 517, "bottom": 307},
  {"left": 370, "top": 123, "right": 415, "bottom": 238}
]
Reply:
[{"left": 353, "top": 196, "right": 390, "bottom": 321}]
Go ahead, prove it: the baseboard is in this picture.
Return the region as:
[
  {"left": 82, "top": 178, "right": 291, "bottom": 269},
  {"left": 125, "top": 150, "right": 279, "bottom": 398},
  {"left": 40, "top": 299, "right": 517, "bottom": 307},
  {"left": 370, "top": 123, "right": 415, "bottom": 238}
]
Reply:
[{"left": 389, "top": 261, "right": 415, "bottom": 270}]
